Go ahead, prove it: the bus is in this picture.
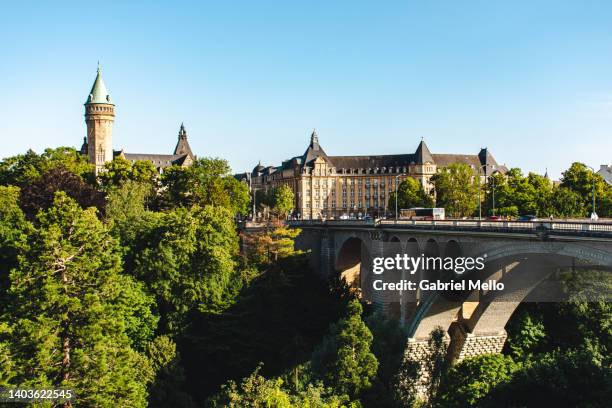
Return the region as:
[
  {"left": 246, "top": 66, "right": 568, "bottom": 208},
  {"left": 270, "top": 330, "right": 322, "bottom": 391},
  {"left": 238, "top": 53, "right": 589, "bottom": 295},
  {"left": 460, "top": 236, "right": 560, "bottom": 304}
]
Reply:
[{"left": 399, "top": 207, "right": 445, "bottom": 220}]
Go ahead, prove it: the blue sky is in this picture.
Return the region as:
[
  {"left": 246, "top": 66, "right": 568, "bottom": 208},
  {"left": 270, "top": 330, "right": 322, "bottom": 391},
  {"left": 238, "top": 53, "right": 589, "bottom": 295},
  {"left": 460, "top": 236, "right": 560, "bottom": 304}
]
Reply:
[{"left": 1, "top": 1, "right": 611, "bottom": 179}]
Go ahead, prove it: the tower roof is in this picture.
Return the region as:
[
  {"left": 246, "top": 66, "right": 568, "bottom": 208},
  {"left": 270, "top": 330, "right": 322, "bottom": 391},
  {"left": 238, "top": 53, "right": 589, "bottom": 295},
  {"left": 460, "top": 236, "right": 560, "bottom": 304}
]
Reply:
[
  {"left": 85, "top": 64, "right": 113, "bottom": 105},
  {"left": 302, "top": 129, "right": 330, "bottom": 165},
  {"left": 173, "top": 122, "right": 194, "bottom": 158},
  {"left": 414, "top": 139, "right": 434, "bottom": 164}
]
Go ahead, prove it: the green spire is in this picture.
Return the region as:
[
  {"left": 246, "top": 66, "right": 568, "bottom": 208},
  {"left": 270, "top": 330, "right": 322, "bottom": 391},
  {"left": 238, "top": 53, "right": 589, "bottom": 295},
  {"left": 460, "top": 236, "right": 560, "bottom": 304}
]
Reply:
[{"left": 85, "top": 63, "right": 113, "bottom": 105}]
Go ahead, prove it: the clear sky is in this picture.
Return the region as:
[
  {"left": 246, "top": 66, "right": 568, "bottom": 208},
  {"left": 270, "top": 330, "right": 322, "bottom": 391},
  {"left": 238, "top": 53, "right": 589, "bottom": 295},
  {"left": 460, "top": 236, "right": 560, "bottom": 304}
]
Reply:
[{"left": 1, "top": 1, "right": 611, "bottom": 179}]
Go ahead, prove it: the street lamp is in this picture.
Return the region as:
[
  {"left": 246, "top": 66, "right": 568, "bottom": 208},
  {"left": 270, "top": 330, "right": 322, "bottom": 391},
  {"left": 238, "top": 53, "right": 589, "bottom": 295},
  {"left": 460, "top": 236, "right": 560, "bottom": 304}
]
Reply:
[
  {"left": 476, "top": 164, "right": 489, "bottom": 220},
  {"left": 395, "top": 173, "right": 406, "bottom": 222},
  {"left": 586, "top": 166, "right": 598, "bottom": 219}
]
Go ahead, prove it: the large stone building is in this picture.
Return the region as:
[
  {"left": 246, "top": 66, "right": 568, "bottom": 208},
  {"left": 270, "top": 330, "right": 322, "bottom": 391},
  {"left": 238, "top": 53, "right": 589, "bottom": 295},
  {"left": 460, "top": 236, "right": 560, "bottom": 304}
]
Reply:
[
  {"left": 239, "top": 130, "right": 507, "bottom": 219},
  {"left": 597, "top": 165, "right": 612, "bottom": 185},
  {"left": 81, "top": 65, "right": 195, "bottom": 173}
]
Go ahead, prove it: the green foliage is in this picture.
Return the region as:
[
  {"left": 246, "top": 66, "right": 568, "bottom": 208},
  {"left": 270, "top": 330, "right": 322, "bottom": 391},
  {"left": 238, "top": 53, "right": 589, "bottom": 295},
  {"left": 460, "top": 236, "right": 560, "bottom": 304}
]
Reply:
[
  {"left": 395, "top": 327, "right": 448, "bottom": 407},
  {"left": 0, "top": 186, "right": 31, "bottom": 300},
  {"left": 145, "top": 335, "right": 196, "bottom": 408},
  {"left": 0, "top": 147, "right": 94, "bottom": 186},
  {"left": 133, "top": 204, "right": 241, "bottom": 333},
  {"left": 388, "top": 178, "right": 434, "bottom": 214},
  {"left": 273, "top": 185, "right": 295, "bottom": 218},
  {"left": 207, "top": 365, "right": 350, "bottom": 408},
  {"left": 505, "top": 313, "right": 546, "bottom": 361},
  {"left": 19, "top": 165, "right": 106, "bottom": 220},
  {"left": 181, "top": 249, "right": 344, "bottom": 401},
  {"left": 159, "top": 158, "right": 250, "bottom": 215},
  {"left": 207, "top": 365, "right": 293, "bottom": 407},
  {"left": 431, "top": 163, "right": 478, "bottom": 217},
  {"left": 361, "top": 314, "right": 408, "bottom": 408},
  {"left": 435, "top": 354, "right": 519, "bottom": 407},
  {"left": 0, "top": 192, "right": 154, "bottom": 406},
  {"left": 105, "top": 180, "right": 155, "bottom": 246},
  {"left": 99, "top": 156, "right": 158, "bottom": 189},
  {"left": 551, "top": 186, "right": 586, "bottom": 217},
  {"left": 560, "top": 162, "right": 608, "bottom": 214},
  {"left": 311, "top": 299, "right": 378, "bottom": 399},
  {"left": 244, "top": 226, "right": 304, "bottom": 266},
  {"left": 483, "top": 350, "right": 610, "bottom": 407}
]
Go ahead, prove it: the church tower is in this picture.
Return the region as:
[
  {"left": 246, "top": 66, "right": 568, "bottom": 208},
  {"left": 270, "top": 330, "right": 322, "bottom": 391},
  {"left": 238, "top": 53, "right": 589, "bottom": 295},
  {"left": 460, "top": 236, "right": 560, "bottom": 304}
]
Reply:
[{"left": 84, "top": 64, "right": 115, "bottom": 173}]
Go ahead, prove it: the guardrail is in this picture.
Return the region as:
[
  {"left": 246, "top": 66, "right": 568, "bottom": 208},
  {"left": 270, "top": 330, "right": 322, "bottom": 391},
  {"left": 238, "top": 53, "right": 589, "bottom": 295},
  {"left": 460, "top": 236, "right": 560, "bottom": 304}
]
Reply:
[{"left": 286, "top": 219, "right": 612, "bottom": 234}]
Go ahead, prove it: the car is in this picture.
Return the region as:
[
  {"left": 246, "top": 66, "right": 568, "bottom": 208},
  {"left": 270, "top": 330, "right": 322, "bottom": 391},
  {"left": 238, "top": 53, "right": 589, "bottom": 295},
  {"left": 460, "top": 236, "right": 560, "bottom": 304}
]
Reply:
[
  {"left": 518, "top": 215, "right": 538, "bottom": 221},
  {"left": 339, "top": 214, "right": 350, "bottom": 220},
  {"left": 486, "top": 215, "right": 501, "bottom": 221}
]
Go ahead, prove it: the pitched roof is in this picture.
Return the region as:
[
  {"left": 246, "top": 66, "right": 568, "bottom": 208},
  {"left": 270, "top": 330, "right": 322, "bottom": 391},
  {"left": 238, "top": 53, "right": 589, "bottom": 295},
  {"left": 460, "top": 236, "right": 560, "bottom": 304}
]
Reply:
[
  {"left": 122, "top": 153, "right": 187, "bottom": 168},
  {"left": 302, "top": 130, "right": 330, "bottom": 165},
  {"left": 85, "top": 64, "right": 113, "bottom": 105},
  {"left": 173, "top": 123, "right": 194, "bottom": 158},
  {"left": 431, "top": 154, "right": 481, "bottom": 168},
  {"left": 414, "top": 140, "right": 434, "bottom": 164},
  {"left": 328, "top": 154, "right": 415, "bottom": 170}
]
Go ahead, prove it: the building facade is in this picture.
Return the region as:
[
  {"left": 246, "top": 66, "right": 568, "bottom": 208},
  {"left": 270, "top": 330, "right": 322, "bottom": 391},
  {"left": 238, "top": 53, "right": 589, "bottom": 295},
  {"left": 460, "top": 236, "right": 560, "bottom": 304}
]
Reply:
[
  {"left": 239, "top": 131, "right": 507, "bottom": 219},
  {"left": 597, "top": 165, "right": 612, "bottom": 185},
  {"left": 81, "top": 66, "right": 195, "bottom": 173}
]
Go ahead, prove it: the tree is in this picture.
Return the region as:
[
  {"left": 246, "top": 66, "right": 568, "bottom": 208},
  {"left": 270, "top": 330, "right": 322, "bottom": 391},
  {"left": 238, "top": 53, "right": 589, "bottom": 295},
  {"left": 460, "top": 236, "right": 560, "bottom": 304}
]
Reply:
[
  {"left": 431, "top": 163, "right": 478, "bottom": 217},
  {"left": 0, "top": 186, "right": 31, "bottom": 301},
  {"left": 505, "top": 313, "right": 546, "bottom": 361},
  {"left": 560, "top": 162, "right": 609, "bottom": 215},
  {"left": 273, "top": 185, "right": 295, "bottom": 219},
  {"left": 551, "top": 187, "right": 585, "bottom": 218},
  {"left": 19, "top": 165, "right": 106, "bottom": 220},
  {"left": 435, "top": 354, "right": 519, "bottom": 407},
  {"left": 159, "top": 158, "right": 250, "bottom": 215},
  {"left": 0, "top": 192, "right": 155, "bottom": 406},
  {"left": 133, "top": 205, "right": 242, "bottom": 334},
  {"left": 388, "top": 178, "right": 434, "bottom": 214},
  {"left": 146, "top": 336, "right": 195, "bottom": 408},
  {"left": 311, "top": 299, "right": 378, "bottom": 399},
  {"left": 0, "top": 147, "right": 94, "bottom": 187},
  {"left": 483, "top": 350, "right": 610, "bottom": 408},
  {"left": 99, "top": 156, "right": 158, "bottom": 190}
]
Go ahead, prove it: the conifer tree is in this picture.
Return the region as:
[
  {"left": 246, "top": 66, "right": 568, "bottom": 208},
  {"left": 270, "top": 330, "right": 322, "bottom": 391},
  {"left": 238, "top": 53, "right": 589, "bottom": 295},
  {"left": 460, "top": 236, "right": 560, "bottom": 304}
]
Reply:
[{"left": 1, "top": 192, "right": 154, "bottom": 407}]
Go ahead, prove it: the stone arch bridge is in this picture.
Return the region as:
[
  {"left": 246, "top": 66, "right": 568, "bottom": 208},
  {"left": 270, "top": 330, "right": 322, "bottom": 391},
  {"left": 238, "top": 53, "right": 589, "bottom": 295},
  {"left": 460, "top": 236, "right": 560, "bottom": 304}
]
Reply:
[{"left": 289, "top": 219, "right": 612, "bottom": 362}]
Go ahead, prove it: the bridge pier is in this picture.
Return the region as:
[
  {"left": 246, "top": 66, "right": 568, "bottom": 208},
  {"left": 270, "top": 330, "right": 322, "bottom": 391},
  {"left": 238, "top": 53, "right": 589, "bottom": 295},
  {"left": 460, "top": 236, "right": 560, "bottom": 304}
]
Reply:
[{"left": 447, "top": 323, "right": 507, "bottom": 362}]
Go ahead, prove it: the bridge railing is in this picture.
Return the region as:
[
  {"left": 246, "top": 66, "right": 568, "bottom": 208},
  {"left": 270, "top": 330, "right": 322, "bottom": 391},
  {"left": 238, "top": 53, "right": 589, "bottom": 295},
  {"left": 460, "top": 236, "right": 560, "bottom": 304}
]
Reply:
[{"left": 287, "top": 219, "right": 612, "bottom": 234}]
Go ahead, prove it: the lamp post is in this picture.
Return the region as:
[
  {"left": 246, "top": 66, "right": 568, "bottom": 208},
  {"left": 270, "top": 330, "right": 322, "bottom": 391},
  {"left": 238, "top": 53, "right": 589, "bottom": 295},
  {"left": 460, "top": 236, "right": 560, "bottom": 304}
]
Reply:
[
  {"left": 491, "top": 175, "right": 496, "bottom": 216},
  {"left": 395, "top": 173, "right": 406, "bottom": 222},
  {"left": 476, "top": 164, "right": 489, "bottom": 220},
  {"left": 586, "top": 166, "right": 598, "bottom": 219}
]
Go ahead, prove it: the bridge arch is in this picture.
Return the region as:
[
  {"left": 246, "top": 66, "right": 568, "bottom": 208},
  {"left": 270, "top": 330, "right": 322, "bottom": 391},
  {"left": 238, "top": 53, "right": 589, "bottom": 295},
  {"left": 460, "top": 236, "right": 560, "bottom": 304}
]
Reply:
[{"left": 335, "top": 236, "right": 365, "bottom": 293}]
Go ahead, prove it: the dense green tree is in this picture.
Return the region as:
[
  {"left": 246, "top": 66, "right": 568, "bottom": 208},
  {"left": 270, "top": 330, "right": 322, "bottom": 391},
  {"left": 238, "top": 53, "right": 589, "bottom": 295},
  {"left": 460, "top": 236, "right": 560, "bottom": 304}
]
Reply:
[
  {"left": 0, "top": 193, "right": 155, "bottom": 406},
  {"left": 505, "top": 313, "right": 546, "bottom": 361},
  {"left": 159, "top": 158, "right": 250, "bottom": 215},
  {"left": 0, "top": 186, "right": 31, "bottom": 300},
  {"left": 273, "top": 185, "right": 295, "bottom": 218},
  {"left": 551, "top": 186, "right": 586, "bottom": 218},
  {"left": 146, "top": 335, "right": 196, "bottom": 408},
  {"left": 19, "top": 165, "right": 106, "bottom": 220},
  {"left": 560, "top": 162, "right": 608, "bottom": 215},
  {"left": 388, "top": 177, "right": 434, "bottom": 214},
  {"left": 311, "top": 299, "right": 378, "bottom": 400},
  {"left": 0, "top": 147, "right": 94, "bottom": 186},
  {"left": 133, "top": 204, "right": 242, "bottom": 333},
  {"left": 207, "top": 365, "right": 349, "bottom": 408},
  {"left": 431, "top": 163, "right": 478, "bottom": 217},
  {"left": 98, "top": 156, "right": 158, "bottom": 189},
  {"left": 435, "top": 354, "right": 519, "bottom": 408},
  {"left": 483, "top": 350, "right": 610, "bottom": 407}
]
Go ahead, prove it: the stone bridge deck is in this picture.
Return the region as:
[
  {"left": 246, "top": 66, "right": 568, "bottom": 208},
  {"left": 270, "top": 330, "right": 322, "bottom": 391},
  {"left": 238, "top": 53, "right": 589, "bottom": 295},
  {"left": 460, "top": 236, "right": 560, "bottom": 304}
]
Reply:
[{"left": 288, "top": 219, "right": 612, "bottom": 240}]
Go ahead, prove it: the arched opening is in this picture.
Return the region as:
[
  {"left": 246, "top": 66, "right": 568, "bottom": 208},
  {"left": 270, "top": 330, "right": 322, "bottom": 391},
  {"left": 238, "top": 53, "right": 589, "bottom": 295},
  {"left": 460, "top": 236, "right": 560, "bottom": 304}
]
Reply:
[{"left": 335, "top": 237, "right": 364, "bottom": 296}]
